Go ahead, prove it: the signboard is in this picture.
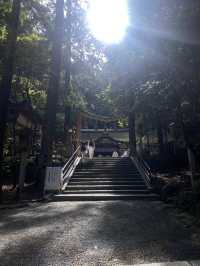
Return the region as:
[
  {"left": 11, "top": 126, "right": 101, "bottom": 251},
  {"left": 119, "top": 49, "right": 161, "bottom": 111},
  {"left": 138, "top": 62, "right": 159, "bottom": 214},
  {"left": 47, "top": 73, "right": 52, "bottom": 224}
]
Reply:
[{"left": 44, "top": 167, "right": 62, "bottom": 191}]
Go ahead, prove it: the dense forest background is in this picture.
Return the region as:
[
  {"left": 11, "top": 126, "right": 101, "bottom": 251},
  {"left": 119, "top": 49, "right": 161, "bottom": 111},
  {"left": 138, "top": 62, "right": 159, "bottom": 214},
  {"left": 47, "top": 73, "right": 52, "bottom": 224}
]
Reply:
[{"left": 1, "top": 0, "right": 200, "bottom": 202}]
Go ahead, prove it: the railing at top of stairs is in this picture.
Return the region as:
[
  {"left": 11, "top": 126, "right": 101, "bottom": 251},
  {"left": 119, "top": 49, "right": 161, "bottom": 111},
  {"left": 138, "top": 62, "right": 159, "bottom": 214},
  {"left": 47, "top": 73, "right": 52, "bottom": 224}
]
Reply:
[
  {"left": 131, "top": 152, "right": 153, "bottom": 189},
  {"left": 62, "top": 146, "right": 81, "bottom": 190}
]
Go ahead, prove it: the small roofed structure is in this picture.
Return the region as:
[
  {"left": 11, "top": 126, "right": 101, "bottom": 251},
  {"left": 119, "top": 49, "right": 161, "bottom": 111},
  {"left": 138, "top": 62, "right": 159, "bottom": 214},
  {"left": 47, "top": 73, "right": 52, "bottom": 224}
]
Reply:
[{"left": 94, "top": 134, "right": 122, "bottom": 156}]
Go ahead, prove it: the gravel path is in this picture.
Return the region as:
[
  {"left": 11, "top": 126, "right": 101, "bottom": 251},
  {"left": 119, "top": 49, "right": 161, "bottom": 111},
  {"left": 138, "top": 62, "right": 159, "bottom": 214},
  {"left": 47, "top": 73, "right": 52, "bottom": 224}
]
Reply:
[{"left": 0, "top": 201, "right": 200, "bottom": 266}]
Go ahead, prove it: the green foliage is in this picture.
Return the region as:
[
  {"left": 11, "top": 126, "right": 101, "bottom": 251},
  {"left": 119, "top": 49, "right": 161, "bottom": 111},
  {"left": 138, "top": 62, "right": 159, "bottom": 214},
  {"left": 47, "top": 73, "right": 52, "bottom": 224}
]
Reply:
[
  {"left": 64, "top": 81, "right": 86, "bottom": 111},
  {"left": 1, "top": 0, "right": 200, "bottom": 153}
]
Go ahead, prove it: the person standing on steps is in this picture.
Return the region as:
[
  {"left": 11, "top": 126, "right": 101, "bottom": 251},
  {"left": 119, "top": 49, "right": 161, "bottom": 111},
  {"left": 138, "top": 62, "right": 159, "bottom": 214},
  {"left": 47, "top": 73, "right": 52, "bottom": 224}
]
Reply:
[
  {"left": 112, "top": 150, "right": 119, "bottom": 157},
  {"left": 87, "top": 139, "right": 95, "bottom": 159}
]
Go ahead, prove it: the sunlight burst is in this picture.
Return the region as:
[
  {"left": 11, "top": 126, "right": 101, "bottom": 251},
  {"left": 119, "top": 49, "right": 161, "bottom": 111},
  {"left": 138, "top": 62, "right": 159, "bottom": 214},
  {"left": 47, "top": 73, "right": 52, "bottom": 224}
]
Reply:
[{"left": 87, "top": 0, "right": 129, "bottom": 44}]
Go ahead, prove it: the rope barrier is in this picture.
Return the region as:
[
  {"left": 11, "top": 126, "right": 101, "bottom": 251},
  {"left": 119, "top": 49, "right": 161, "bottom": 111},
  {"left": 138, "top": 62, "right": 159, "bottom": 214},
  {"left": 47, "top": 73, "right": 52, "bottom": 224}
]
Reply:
[{"left": 80, "top": 110, "right": 123, "bottom": 123}]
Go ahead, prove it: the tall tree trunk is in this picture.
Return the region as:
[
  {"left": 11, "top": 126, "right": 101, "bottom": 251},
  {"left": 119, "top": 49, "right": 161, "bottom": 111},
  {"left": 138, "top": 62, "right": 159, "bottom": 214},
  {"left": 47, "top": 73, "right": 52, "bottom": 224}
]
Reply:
[
  {"left": 156, "top": 114, "right": 164, "bottom": 155},
  {"left": 129, "top": 111, "right": 136, "bottom": 155},
  {"left": 173, "top": 87, "right": 196, "bottom": 187},
  {"left": 12, "top": 120, "right": 17, "bottom": 158},
  {"left": 65, "top": 0, "right": 72, "bottom": 89},
  {"left": 179, "top": 111, "right": 196, "bottom": 188},
  {"left": 146, "top": 131, "right": 150, "bottom": 155},
  {"left": 38, "top": 0, "right": 64, "bottom": 196},
  {"left": 76, "top": 112, "right": 82, "bottom": 150},
  {"left": 64, "top": 106, "right": 73, "bottom": 157},
  {"left": 17, "top": 150, "right": 28, "bottom": 200},
  {"left": 175, "top": 96, "right": 196, "bottom": 188},
  {"left": 64, "top": 0, "right": 72, "bottom": 157},
  {"left": 0, "top": 0, "right": 21, "bottom": 202},
  {"left": 41, "top": 0, "right": 64, "bottom": 165}
]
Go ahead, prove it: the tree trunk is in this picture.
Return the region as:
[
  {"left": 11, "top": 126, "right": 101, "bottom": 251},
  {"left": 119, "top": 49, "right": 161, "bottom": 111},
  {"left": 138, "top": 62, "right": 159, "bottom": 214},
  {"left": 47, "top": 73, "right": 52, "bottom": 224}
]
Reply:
[
  {"left": 64, "top": 0, "right": 72, "bottom": 157},
  {"left": 41, "top": 0, "right": 64, "bottom": 165},
  {"left": 64, "top": 106, "right": 73, "bottom": 157},
  {"left": 12, "top": 120, "right": 17, "bottom": 158},
  {"left": 38, "top": 0, "right": 64, "bottom": 196},
  {"left": 139, "top": 136, "right": 143, "bottom": 153},
  {"left": 146, "top": 131, "right": 150, "bottom": 155},
  {"left": 16, "top": 151, "right": 28, "bottom": 200},
  {"left": 129, "top": 111, "right": 136, "bottom": 154},
  {"left": 177, "top": 101, "right": 196, "bottom": 188},
  {"left": 187, "top": 148, "right": 195, "bottom": 188},
  {"left": 0, "top": 0, "right": 21, "bottom": 202},
  {"left": 156, "top": 115, "right": 164, "bottom": 155},
  {"left": 180, "top": 114, "right": 196, "bottom": 188},
  {"left": 76, "top": 112, "right": 82, "bottom": 150},
  {"left": 65, "top": 0, "right": 72, "bottom": 89}
]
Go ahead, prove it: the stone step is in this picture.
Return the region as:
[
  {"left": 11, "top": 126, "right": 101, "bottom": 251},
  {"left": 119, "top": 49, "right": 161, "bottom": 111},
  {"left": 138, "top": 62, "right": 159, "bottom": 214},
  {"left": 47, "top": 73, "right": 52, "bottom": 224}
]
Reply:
[
  {"left": 53, "top": 193, "right": 160, "bottom": 201},
  {"left": 78, "top": 163, "right": 135, "bottom": 166},
  {"left": 77, "top": 167, "right": 137, "bottom": 171},
  {"left": 80, "top": 161, "right": 131, "bottom": 163},
  {"left": 67, "top": 184, "right": 147, "bottom": 190},
  {"left": 70, "top": 181, "right": 145, "bottom": 184},
  {"left": 79, "top": 162, "right": 134, "bottom": 167},
  {"left": 75, "top": 168, "right": 136, "bottom": 171},
  {"left": 82, "top": 159, "right": 130, "bottom": 161},
  {"left": 79, "top": 166, "right": 134, "bottom": 169},
  {"left": 90, "top": 163, "right": 131, "bottom": 165},
  {"left": 70, "top": 178, "right": 144, "bottom": 182},
  {"left": 73, "top": 173, "right": 140, "bottom": 176},
  {"left": 72, "top": 174, "right": 141, "bottom": 177},
  {"left": 86, "top": 160, "right": 131, "bottom": 162},
  {"left": 87, "top": 162, "right": 126, "bottom": 165},
  {"left": 63, "top": 189, "right": 150, "bottom": 194},
  {"left": 74, "top": 170, "right": 139, "bottom": 174},
  {"left": 82, "top": 163, "right": 134, "bottom": 165},
  {"left": 91, "top": 158, "right": 123, "bottom": 160},
  {"left": 69, "top": 180, "right": 145, "bottom": 185},
  {"left": 73, "top": 174, "right": 140, "bottom": 178},
  {"left": 58, "top": 157, "right": 159, "bottom": 201}
]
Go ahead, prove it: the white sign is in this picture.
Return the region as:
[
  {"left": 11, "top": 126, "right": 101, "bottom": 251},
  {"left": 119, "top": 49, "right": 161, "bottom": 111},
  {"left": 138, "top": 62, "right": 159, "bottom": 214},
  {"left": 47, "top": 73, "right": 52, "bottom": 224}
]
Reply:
[{"left": 44, "top": 167, "right": 62, "bottom": 191}]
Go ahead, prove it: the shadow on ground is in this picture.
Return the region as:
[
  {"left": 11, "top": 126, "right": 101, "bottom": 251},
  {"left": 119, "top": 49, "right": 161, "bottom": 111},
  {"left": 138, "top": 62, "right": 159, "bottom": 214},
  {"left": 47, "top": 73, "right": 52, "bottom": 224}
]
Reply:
[
  {"left": 88, "top": 201, "right": 200, "bottom": 264},
  {"left": 0, "top": 201, "right": 200, "bottom": 265}
]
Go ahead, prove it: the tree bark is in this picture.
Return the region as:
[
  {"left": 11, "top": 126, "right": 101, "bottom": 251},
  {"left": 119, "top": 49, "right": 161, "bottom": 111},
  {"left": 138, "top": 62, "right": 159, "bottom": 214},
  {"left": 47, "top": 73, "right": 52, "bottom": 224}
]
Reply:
[
  {"left": 16, "top": 151, "right": 28, "bottom": 200},
  {"left": 64, "top": 0, "right": 72, "bottom": 157},
  {"left": 64, "top": 106, "right": 73, "bottom": 157},
  {"left": 187, "top": 148, "right": 195, "bottom": 188},
  {"left": 41, "top": 0, "right": 64, "bottom": 165},
  {"left": 156, "top": 114, "right": 164, "bottom": 155},
  {"left": 0, "top": 0, "right": 21, "bottom": 202},
  {"left": 65, "top": 0, "right": 72, "bottom": 89},
  {"left": 180, "top": 113, "right": 196, "bottom": 188},
  {"left": 177, "top": 99, "right": 196, "bottom": 188},
  {"left": 76, "top": 112, "right": 82, "bottom": 149},
  {"left": 146, "top": 131, "right": 150, "bottom": 154},
  {"left": 129, "top": 111, "right": 136, "bottom": 154}
]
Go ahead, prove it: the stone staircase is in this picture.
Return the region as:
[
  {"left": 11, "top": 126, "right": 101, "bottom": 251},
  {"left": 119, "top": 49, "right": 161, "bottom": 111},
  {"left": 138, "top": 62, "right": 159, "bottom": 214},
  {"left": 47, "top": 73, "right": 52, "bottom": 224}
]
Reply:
[{"left": 54, "top": 157, "right": 159, "bottom": 201}]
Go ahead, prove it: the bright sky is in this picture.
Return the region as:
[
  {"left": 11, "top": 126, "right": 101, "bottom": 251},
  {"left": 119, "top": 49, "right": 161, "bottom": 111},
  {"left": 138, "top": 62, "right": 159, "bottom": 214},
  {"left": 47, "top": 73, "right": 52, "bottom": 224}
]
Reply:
[{"left": 87, "top": 0, "right": 129, "bottom": 44}]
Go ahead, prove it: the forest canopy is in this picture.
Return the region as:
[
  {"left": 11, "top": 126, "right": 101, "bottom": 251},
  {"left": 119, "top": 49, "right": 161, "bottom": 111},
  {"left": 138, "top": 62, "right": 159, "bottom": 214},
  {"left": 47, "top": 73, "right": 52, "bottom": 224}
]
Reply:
[{"left": 0, "top": 0, "right": 200, "bottom": 200}]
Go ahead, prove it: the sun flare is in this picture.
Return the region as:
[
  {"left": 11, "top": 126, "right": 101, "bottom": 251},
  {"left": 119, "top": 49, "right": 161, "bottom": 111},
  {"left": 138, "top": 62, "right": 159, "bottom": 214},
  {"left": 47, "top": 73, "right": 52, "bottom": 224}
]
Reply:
[{"left": 87, "top": 0, "right": 129, "bottom": 44}]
